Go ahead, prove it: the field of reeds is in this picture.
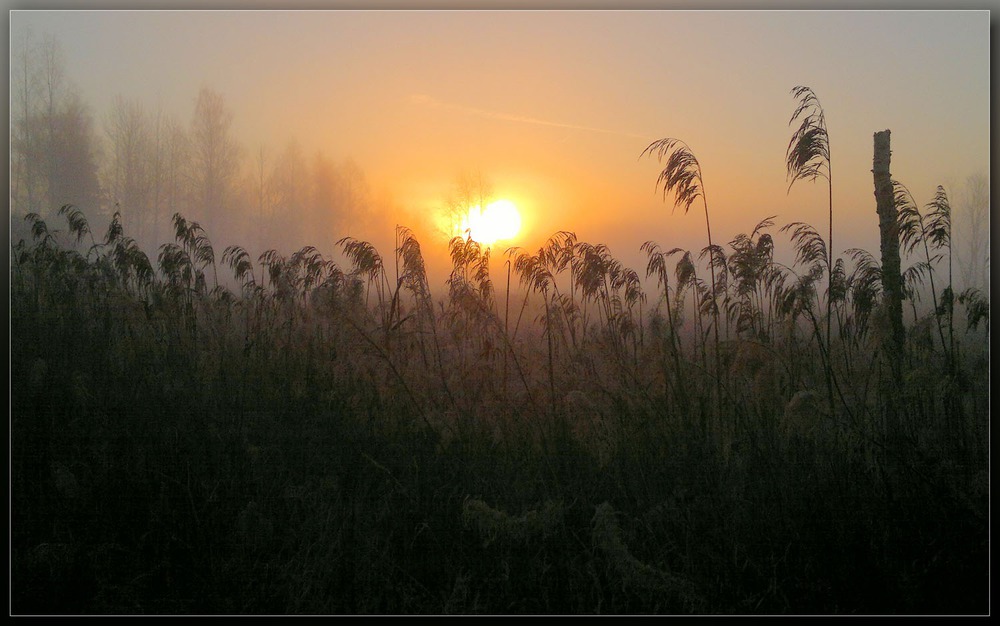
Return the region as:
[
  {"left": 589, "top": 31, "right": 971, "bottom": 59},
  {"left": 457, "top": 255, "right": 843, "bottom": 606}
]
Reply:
[
  {"left": 11, "top": 196, "right": 988, "bottom": 615},
  {"left": 10, "top": 87, "right": 990, "bottom": 614}
]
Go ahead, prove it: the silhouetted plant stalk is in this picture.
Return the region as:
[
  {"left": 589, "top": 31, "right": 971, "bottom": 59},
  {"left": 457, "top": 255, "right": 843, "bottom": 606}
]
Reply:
[
  {"left": 779, "top": 218, "right": 838, "bottom": 411},
  {"left": 828, "top": 258, "right": 850, "bottom": 365},
  {"left": 171, "top": 212, "right": 219, "bottom": 291},
  {"left": 957, "top": 287, "right": 989, "bottom": 338},
  {"left": 502, "top": 252, "right": 513, "bottom": 337},
  {"left": 640, "top": 138, "right": 722, "bottom": 411},
  {"left": 574, "top": 242, "right": 616, "bottom": 348},
  {"left": 673, "top": 249, "right": 708, "bottom": 371},
  {"left": 731, "top": 221, "right": 787, "bottom": 345},
  {"left": 924, "top": 186, "right": 956, "bottom": 366},
  {"left": 446, "top": 233, "right": 503, "bottom": 393},
  {"left": 69, "top": 207, "right": 156, "bottom": 299},
  {"left": 338, "top": 236, "right": 392, "bottom": 331},
  {"left": 500, "top": 246, "right": 528, "bottom": 395},
  {"left": 642, "top": 241, "right": 687, "bottom": 407},
  {"left": 544, "top": 231, "right": 579, "bottom": 350},
  {"left": 786, "top": 86, "right": 838, "bottom": 424},
  {"left": 57, "top": 203, "right": 97, "bottom": 251},
  {"left": 895, "top": 181, "right": 949, "bottom": 359},
  {"left": 447, "top": 234, "right": 496, "bottom": 317},
  {"left": 396, "top": 226, "right": 434, "bottom": 363},
  {"left": 513, "top": 245, "right": 558, "bottom": 410},
  {"left": 617, "top": 266, "right": 645, "bottom": 366},
  {"left": 922, "top": 185, "right": 971, "bottom": 457},
  {"left": 701, "top": 242, "right": 728, "bottom": 337}
]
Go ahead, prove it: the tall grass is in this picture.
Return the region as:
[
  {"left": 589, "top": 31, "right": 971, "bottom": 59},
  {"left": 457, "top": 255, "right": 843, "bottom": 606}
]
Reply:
[
  {"left": 640, "top": 139, "right": 722, "bottom": 415},
  {"left": 11, "top": 113, "right": 989, "bottom": 614}
]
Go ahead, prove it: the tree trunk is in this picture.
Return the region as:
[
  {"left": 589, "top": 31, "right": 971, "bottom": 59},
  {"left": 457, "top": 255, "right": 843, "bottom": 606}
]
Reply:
[
  {"left": 873, "top": 129, "right": 905, "bottom": 441},
  {"left": 873, "top": 130, "right": 904, "bottom": 355}
]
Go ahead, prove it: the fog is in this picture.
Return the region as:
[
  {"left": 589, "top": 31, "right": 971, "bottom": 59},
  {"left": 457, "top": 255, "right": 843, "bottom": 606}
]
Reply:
[
  {"left": 9, "top": 9, "right": 991, "bottom": 295},
  {"left": 9, "top": 10, "right": 992, "bottom": 615}
]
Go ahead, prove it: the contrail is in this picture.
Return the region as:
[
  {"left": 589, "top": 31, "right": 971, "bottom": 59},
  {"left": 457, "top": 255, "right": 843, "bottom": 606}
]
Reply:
[{"left": 409, "top": 93, "right": 647, "bottom": 140}]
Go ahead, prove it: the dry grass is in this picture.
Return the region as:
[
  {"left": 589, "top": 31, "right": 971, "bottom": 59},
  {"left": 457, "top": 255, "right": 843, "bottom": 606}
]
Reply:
[{"left": 9, "top": 198, "right": 989, "bottom": 615}]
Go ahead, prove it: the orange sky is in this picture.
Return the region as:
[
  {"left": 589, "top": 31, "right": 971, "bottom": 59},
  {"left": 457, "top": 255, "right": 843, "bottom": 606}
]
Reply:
[{"left": 10, "top": 9, "right": 991, "bottom": 287}]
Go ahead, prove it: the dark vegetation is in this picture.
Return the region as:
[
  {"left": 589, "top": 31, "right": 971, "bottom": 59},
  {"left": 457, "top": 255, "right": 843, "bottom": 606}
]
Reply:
[{"left": 10, "top": 89, "right": 989, "bottom": 615}]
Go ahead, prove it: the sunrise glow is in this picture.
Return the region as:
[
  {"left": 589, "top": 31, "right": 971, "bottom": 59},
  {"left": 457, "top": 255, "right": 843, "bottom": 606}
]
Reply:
[
  {"left": 456, "top": 199, "right": 522, "bottom": 246},
  {"left": 9, "top": 11, "right": 990, "bottom": 615}
]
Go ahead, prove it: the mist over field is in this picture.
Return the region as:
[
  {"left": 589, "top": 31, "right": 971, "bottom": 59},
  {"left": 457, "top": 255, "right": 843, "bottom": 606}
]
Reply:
[
  {"left": 10, "top": 9, "right": 990, "bottom": 616},
  {"left": 9, "top": 10, "right": 991, "bottom": 292}
]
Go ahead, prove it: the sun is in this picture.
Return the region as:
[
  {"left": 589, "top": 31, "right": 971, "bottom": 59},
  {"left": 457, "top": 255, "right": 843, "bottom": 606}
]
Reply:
[{"left": 457, "top": 199, "right": 522, "bottom": 246}]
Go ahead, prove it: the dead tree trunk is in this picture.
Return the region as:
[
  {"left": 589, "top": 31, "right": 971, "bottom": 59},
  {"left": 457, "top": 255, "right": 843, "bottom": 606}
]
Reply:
[
  {"left": 873, "top": 129, "right": 905, "bottom": 441},
  {"left": 873, "top": 130, "right": 904, "bottom": 356}
]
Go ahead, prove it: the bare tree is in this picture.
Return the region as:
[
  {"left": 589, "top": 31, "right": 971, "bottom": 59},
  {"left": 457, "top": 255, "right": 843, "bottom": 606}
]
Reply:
[
  {"left": 10, "top": 26, "right": 41, "bottom": 217},
  {"left": 40, "top": 32, "right": 66, "bottom": 215},
  {"left": 307, "top": 150, "right": 338, "bottom": 251},
  {"left": 10, "top": 31, "right": 99, "bottom": 223},
  {"left": 267, "top": 139, "right": 309, "bottom": 251},
  {"left": 246, "top": 144, "right": 274, "bottom": 253},
  {"left": 955, "top": 172, "right": 989, "bottom": 293},
  {"left": 189, "top": 88, "right": 242, "bottom": 238},
  {"left": 333, "top": 158, "right": 373, "bottom": 238},
  {"left": 147, "top": 107, "right": 167, "bottom": 249},
  {"left": 160, "top": 117, "right": 191, "bottom": 244},
  {"left": 48, "top": 93, "right": 102, "bottom": 220},
  {"left": 443, "top": 171, "right": 494, "bottom": 243},
  {"left": 104, "top": 96, "right": 153, "bottom": 242}
]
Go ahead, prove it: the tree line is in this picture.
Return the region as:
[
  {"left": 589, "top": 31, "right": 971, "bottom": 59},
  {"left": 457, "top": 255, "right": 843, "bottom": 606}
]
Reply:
[{"left": 10, "top": 30, "right": 375, "bottom": 259}]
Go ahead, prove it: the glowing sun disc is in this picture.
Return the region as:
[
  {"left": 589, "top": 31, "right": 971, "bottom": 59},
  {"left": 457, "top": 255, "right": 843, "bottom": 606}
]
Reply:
[{"left": 461, "top": 199, "right": 522, "bottom": 245}]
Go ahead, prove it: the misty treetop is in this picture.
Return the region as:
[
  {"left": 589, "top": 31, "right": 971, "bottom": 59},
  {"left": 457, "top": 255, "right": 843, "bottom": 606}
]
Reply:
[{"left": 11, "top": 33, "right": 379, "bottom": 262}]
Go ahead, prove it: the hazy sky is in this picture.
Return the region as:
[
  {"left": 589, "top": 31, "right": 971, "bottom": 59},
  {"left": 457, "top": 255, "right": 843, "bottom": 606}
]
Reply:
[{"left": 9, "top": 8, "right": 991, "bottom": 277}]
